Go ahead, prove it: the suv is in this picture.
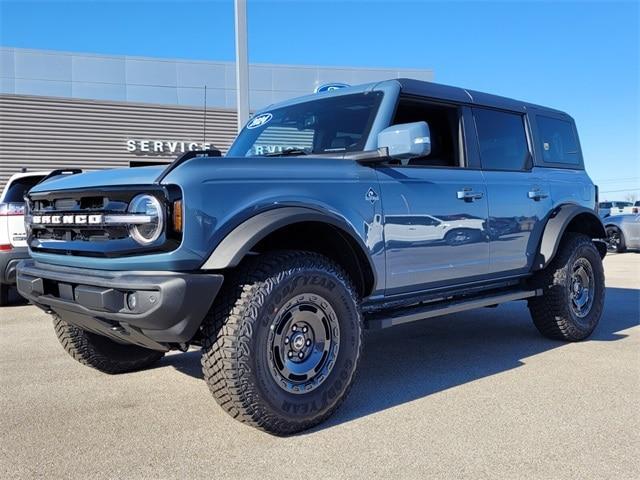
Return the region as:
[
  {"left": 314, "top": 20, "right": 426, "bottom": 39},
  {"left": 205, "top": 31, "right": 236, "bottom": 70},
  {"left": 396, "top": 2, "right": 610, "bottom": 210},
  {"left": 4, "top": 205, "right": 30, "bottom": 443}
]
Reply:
[
  {"left": 16, "top": 80, "right": 606, "bottom": 435},
  {"left": 598, "top": 200, "right": 633, "bottom": 218},
  {"left": 0, "top": 171, "right": 49, "bottom": 305}
]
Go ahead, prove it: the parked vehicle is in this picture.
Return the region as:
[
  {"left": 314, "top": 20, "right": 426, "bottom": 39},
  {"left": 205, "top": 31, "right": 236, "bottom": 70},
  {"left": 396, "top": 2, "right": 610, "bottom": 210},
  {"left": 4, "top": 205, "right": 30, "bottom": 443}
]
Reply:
[
  {"left": 0, "top": 171, "right": 50, "bottom": 305},
  {"left": 604, "top": 214, "right": 640, "bottom": 252},
  {"left": 17, "top": 79, "right": 607, "bottom": 435},
  {"left": 598, "top": 201, "right": 633, "bottom": 218},
  {"left": 621, "top": 201, "right": 640, "bottom": 215}
]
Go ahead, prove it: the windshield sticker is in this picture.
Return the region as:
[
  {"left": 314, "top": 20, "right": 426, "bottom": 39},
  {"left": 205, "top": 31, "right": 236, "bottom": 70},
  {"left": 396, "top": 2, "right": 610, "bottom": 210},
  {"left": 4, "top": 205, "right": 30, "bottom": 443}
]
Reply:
[{"left": 247, "top": 113, "right": 273, "bottom": 129}]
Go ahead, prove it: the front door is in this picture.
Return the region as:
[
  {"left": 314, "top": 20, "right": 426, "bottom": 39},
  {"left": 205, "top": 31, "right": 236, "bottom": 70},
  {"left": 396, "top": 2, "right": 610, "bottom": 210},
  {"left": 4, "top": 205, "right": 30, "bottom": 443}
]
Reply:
[
  {"left": 376, "top": 99, "right": 490, "bottom": 295},
  {"left": 378, "top": 167, "right": 490, "bottom": 294}
]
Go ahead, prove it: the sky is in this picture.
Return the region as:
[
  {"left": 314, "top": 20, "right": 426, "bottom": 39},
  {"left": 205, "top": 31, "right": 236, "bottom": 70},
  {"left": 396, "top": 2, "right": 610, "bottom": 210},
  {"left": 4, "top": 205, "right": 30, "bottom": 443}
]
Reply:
[{"left": 0, "top": 0, "right": 638, "bottom": 199}]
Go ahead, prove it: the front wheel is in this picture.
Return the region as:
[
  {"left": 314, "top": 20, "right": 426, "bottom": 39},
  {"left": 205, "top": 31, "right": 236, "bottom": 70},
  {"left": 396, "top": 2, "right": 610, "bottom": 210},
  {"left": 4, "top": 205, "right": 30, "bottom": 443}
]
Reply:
[
  {"left": 528, "top": 233, "right": 605, "bottom": 341},
  {"left": 201, "top": 251, "right": 363, "bottom": 435},
  {"left": 53, "top": 316, "right": 165, "bottom": 374}
]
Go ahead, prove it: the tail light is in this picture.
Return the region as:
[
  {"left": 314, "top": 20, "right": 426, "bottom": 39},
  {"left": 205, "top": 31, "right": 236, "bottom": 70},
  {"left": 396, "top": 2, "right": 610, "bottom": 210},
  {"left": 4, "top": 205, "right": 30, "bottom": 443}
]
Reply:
[
  {"left": 0, "top": 203, "right": 25, "bottom": 216},
  {"left": 0, "top": 244, "right": 12, "bottom": 251}
]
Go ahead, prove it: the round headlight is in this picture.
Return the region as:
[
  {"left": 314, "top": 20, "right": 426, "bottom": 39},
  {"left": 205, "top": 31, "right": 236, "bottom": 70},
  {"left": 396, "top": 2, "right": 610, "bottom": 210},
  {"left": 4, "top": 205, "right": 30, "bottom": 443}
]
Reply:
[{"left": 128, "top": 194, "right": 164, "bottom": 245}]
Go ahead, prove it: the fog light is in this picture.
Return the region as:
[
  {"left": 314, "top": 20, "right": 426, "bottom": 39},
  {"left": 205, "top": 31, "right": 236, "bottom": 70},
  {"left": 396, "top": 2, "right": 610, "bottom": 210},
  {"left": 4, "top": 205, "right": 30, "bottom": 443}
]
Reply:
[{"left": 127, "top": 292, "right": 137, "bottom": 310}]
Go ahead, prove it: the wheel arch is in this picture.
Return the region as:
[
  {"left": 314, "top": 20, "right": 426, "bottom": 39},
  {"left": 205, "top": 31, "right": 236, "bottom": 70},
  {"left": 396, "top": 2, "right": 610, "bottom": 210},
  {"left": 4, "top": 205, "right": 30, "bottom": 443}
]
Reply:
[
  {"left": 534, "top": 204, "right": 606, "bottom": 271},
  {"left": 200, "top": 207, "right": 377, "bottom": 297}
]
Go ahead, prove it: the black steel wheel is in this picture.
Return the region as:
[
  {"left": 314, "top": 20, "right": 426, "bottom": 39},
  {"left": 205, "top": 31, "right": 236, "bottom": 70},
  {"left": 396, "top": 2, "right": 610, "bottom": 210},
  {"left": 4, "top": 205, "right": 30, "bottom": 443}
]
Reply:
[
  {"left": 201, "top": 251, "right": 363, "bottom": 435},
  {"left": 569, "top": 257, "right": 595, "bottom": 321},
  {"left": 268, "top": 293, "right": 340, "bottom": 394}
]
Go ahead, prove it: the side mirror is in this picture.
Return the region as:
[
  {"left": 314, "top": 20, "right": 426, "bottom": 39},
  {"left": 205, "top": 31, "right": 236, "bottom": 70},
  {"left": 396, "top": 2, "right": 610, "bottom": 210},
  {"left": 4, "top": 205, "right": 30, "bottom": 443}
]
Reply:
[{"left": 377, "top": 121, "right": 431, "bottom": 163}]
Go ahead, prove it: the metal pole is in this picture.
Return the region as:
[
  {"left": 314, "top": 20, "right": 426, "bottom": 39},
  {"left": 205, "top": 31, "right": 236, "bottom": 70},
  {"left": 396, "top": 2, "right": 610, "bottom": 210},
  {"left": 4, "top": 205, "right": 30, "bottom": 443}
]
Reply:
[{"left": 234, "top": 0, "right": 250, "bottom": 132}]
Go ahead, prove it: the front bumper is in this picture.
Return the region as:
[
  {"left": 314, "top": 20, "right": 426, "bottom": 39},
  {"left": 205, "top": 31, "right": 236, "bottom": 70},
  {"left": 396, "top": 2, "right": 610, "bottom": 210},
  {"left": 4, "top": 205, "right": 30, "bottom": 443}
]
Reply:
[
  {"left": 17, "top": 260, "right": 223, "bottom": 351},
  {"left": 0, "top": 246, "right": 29, "bottom": 285}
]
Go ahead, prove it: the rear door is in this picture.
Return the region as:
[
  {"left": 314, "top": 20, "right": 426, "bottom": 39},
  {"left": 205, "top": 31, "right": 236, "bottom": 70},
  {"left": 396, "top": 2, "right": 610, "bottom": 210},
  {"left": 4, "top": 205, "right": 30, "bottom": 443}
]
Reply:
[{"left": 473, "top": 108, "right": 551, "bottom": 275}]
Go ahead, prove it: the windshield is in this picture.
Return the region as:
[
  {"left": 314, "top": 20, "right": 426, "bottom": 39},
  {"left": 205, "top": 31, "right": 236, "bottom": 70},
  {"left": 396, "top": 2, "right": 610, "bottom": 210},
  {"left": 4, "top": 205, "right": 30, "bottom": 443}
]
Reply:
[{"left": 227, "top": 92, "right": 383, "bottom": 157}]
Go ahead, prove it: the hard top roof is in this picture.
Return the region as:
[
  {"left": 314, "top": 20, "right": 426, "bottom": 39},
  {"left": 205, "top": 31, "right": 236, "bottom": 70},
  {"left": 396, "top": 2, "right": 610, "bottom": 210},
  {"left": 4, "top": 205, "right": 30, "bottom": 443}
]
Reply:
[
  {"left": 395, "top": 78, "right": 569, "bottom": 117},
  {"left": 258, "top": 78, "right": 570, "bottom": 119}
]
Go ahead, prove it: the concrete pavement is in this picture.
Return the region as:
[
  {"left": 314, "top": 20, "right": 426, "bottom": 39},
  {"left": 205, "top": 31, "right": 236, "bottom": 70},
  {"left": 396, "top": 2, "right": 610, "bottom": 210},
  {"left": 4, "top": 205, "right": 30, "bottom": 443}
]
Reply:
[{"left": 1, "top": 253, "right": 638, "bottom": 479}]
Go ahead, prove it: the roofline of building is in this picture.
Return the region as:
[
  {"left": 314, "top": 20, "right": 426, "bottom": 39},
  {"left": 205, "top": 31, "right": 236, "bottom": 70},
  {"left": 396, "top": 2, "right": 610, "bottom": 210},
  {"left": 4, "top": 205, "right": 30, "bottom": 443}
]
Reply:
[{"left": 0, "top": 46, "right": 434, "bottom": 75}]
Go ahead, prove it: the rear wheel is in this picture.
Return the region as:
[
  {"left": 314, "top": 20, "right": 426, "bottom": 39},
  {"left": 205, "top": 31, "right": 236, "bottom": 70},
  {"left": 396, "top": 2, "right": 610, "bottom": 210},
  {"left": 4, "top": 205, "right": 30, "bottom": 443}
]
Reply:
[
  {"left": 0, "top": 284, "right": 8, "bottom": 306},
  {"left": 201, "top": 251, "right": 363, "bottom": 435},
  {"left": 528, "top": 233, "right": 605, "bottom": 341},
  {"left": 605, "top": 226, "right": 626, "bottom": 253},
  {"left": 53, "top": 315, "right": 165, "bottom": 374}
]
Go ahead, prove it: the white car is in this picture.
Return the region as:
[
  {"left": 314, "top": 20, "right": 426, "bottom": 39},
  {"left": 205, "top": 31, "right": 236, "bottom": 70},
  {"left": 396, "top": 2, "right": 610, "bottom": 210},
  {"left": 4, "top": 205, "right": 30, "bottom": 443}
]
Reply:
[
  {"left": 385, "top": 214, "right": 486, "bottom": 246},
  {"left": 598, "top": 201, "right": 633, "bottom": 218},
  {"left": 0, "top": 171, "right": 50, "bottom": 305}
]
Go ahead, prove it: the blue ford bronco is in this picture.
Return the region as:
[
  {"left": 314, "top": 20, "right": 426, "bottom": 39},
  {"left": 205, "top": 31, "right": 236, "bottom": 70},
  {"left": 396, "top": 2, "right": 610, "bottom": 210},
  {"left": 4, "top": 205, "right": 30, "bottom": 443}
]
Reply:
[{"left": 17, "top": 79, "right": 606, "bottom": 435}]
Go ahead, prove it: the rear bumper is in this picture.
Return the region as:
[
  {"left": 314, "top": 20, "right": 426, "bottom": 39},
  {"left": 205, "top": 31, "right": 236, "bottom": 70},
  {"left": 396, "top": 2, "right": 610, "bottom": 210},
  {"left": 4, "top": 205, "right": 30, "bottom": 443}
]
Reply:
[
  {"left": 16, "top": 260, "right": 223, "bottom": 351},
  {"left": 0, "top": 247, "right": 29, "bottom": 285}
]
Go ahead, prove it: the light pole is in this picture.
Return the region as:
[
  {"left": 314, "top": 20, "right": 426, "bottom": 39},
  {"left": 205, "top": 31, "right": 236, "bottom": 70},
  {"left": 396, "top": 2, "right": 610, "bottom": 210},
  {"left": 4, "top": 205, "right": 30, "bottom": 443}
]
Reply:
[{"left": 234, "top": 0, "right": 250, "bottom": 132}]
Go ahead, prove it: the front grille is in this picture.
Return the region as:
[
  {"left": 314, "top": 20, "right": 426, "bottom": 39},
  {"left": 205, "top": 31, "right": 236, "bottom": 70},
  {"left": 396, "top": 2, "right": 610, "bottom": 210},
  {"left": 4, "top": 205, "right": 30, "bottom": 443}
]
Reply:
[
  {"left": 26, "top": 185, "right": 181, "bottom": 257},
  {"left": 29, "top": 192, "right": 133, "bottom": 243}
]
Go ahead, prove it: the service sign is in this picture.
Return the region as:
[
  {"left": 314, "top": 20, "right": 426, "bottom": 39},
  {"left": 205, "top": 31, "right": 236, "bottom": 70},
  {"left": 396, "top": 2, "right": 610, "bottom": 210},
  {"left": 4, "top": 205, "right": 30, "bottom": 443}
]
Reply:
[{"left": 126, "top": 139, "right": 215, "bottom": 155}]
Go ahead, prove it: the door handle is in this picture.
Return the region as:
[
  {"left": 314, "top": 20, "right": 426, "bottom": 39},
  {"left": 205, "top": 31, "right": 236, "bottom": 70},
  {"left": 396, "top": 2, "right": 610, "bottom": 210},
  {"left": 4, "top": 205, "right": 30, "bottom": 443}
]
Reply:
[
  {"left": 528, "top": 189, "right": 549, "bottom": 201},
  {"left": 457, "top": 188, "right": 484, "bottom": 202}
]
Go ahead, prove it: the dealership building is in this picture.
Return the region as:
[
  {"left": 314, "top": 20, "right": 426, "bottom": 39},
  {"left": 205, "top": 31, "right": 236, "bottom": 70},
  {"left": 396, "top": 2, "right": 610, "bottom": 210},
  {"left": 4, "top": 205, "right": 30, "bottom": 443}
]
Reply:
[{"left": 0, "top": 47, "right": 434, "bottom": 188}]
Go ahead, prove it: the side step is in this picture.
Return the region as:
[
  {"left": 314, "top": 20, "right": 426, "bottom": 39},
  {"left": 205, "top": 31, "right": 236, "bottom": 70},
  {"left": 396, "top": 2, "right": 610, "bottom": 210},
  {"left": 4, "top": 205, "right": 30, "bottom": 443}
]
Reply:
[{"left": 365, "top": 288, "right": 542, "bottom": 330}]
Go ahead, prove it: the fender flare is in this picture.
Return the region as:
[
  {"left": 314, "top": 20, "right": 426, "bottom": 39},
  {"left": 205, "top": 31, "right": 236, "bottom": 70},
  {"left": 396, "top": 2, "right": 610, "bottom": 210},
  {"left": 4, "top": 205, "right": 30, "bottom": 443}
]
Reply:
[
  {"left": 534, "top": 204, "right": 606, "bottom": 271},
  {"left": 200, "top": 207, "right": 376, "bottom": 278}
]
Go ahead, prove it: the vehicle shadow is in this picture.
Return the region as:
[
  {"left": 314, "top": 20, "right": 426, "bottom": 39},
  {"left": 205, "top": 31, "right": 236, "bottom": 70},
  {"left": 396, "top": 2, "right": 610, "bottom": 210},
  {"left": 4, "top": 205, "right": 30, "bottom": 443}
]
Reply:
[{"left": 160, "top": 286, "right": 639, "bottom": 431}]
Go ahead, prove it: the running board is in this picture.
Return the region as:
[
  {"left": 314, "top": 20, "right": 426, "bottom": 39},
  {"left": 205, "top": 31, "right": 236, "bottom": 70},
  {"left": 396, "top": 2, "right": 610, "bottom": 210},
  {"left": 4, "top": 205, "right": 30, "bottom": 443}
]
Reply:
[{"left": 365, "top": 288, "right": 542, "bottom": 330}]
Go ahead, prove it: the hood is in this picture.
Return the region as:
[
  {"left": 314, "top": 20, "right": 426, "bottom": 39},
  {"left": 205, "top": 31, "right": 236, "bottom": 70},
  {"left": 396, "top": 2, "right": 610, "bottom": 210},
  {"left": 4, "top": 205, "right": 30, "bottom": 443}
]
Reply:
[{"left": 29, "top": 165, "right": 166, "bottom": 193}]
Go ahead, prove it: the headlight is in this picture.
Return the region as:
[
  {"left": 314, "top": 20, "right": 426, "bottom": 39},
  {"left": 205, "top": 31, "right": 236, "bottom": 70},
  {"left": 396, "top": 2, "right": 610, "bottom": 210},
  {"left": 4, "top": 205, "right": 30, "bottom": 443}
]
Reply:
[{"left": 128, "top": 194, "right": 164, "bottom": 245}]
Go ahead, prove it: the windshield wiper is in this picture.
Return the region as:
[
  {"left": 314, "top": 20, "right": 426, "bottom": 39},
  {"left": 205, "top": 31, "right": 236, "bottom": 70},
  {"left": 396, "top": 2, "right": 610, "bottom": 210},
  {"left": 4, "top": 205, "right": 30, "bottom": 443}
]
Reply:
[{"left": 264, "top": 148, "right": 308, "bottom": 157}]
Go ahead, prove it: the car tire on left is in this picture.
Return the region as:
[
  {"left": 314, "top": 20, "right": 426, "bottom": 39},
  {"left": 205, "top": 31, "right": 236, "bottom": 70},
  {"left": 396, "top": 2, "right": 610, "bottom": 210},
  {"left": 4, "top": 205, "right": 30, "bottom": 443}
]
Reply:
[
  {"left": 0, "top": 284, "right": 8, "bottom": 306},
  {"left": 53, "top": 315, "right": 165, "bottom": 374}
]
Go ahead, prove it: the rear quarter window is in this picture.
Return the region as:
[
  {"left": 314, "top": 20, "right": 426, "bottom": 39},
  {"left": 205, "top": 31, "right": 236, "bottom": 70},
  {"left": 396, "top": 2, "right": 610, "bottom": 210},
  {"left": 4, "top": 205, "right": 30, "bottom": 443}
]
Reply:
[
  {"left": 537, "top": 115, "right": 582, "bottom": 166},
  {"left": 2, "top": 176, "right": 45, "bottom": 203}
]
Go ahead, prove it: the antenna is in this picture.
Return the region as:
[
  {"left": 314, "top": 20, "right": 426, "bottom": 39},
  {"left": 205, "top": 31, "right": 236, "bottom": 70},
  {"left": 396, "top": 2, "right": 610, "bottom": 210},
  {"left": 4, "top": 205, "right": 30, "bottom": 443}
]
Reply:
[{"left": 203, "top": 85, "right": 207, "bottom": 146}]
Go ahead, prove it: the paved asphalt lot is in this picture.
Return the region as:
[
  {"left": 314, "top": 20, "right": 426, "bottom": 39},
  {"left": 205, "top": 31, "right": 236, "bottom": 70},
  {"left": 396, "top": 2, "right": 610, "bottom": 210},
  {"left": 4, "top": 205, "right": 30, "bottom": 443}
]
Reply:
[{"left": 1, "top": 254, "right": 638, "bottom": 479}]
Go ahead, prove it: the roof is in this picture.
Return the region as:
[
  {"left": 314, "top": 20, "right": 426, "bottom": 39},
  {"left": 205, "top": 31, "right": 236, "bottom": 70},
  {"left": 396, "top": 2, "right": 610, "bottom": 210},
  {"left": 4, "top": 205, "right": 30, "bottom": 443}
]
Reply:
[
  {"left": 256, "top": 78, "right": 570, "bottom": 119},
  {"left": 396, "top": 78, "right": 569, "bottom": 116}
]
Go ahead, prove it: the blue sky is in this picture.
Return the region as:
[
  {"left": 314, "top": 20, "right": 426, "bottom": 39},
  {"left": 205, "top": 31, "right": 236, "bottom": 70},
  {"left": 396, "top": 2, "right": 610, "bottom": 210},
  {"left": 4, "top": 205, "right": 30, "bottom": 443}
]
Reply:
[{"left": 1, "top": 0, "right": 638, "bottom": 199}]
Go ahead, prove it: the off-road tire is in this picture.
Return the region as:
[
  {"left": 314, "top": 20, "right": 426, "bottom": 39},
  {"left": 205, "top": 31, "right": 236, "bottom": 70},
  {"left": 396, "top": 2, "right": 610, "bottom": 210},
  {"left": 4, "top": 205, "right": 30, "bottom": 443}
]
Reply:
[
  {"left": 605, "top": 225, "right": 626, "bottom": 253},
  {"left": 201, "top": 251, "right": 363, "bottom": 435},
  {"left": 528, "top": 233, "right": 605, "bottom": 341},
  {"left": 53, "top": 315, "right": 165, "bottom": 374},
  {"left": 0, "top": 284, "right": 8, "bottom": 306}
]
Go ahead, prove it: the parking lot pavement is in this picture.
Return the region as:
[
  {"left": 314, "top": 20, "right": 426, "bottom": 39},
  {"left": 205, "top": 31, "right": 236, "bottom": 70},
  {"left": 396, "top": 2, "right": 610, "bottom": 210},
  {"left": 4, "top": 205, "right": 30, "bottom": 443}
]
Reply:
[{"left": 1, "top": 254, "right": 638, "bottom": 480}]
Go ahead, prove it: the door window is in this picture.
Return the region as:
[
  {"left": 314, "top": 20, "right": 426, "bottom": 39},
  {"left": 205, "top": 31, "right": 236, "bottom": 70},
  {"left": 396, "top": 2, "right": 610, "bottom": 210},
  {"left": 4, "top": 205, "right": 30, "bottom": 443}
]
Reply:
[
  {"left": 474, "top": 109, "right": 530, "bottom": 171},
  {"left": 391, "top": 99, "right": 462, "bottom": 168}
]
